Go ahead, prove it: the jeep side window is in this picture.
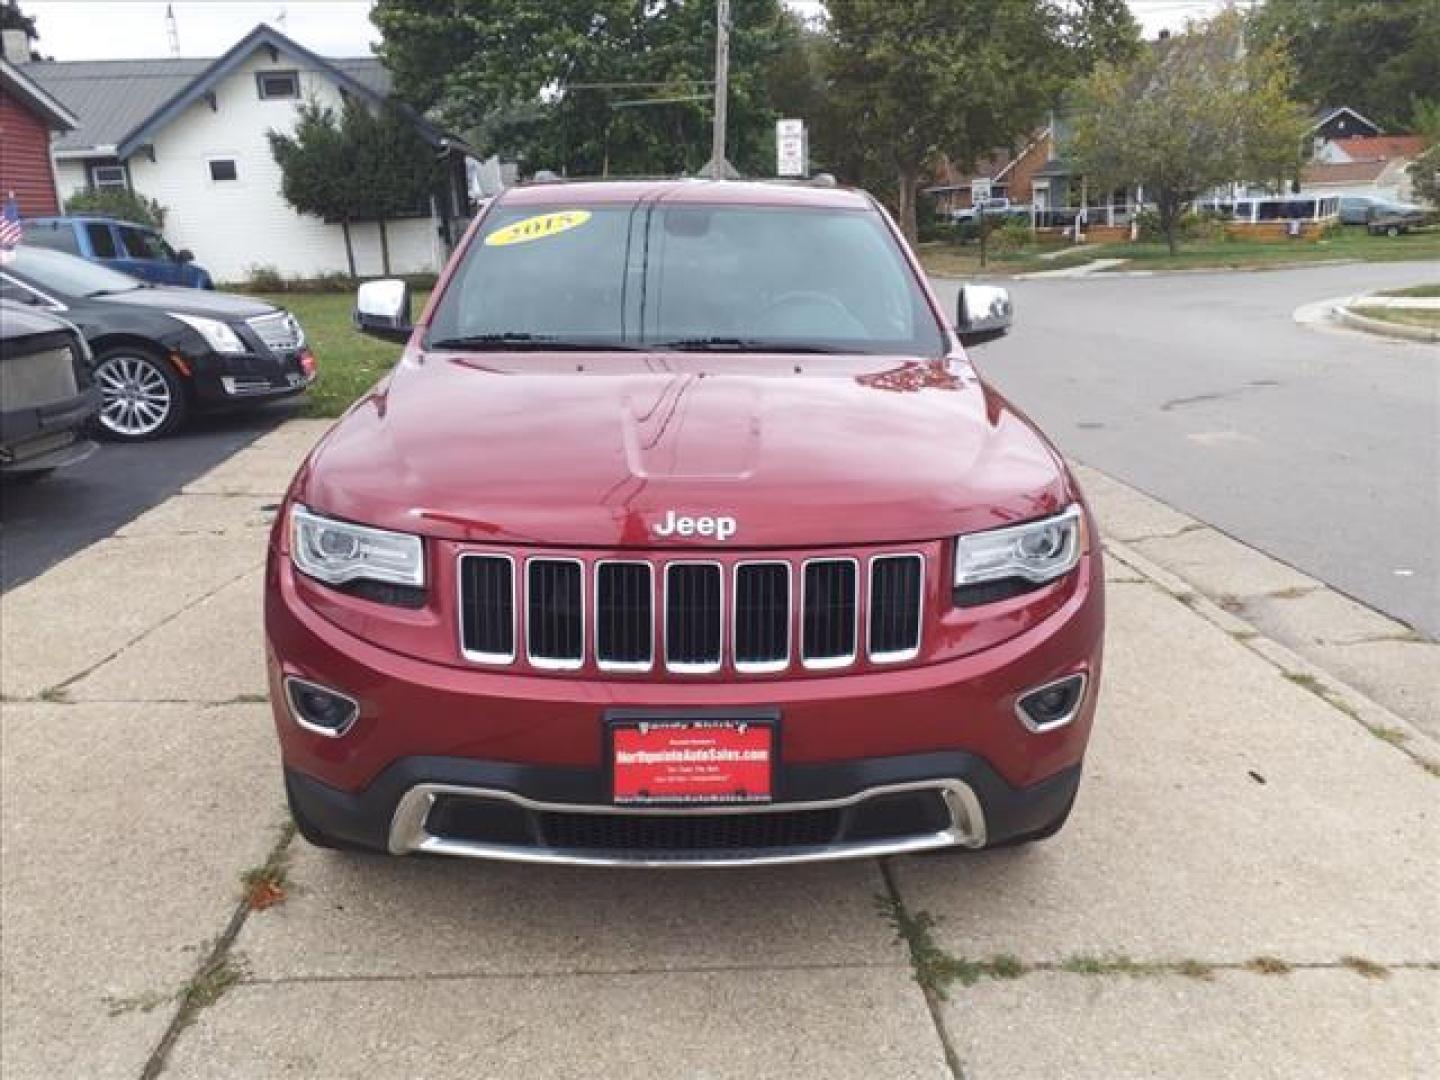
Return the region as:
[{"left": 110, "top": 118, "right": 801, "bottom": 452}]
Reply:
[
  {"left": 85, "top": 223, "right": 119, "bottom": 258},
  {"left": 118, "top": 225, "right": 171, "bottom": 260}
]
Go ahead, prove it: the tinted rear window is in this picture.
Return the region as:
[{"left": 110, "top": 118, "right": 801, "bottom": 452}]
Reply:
[
  {"left": 85, "top": 223, "right": 118, "bottom": 257},
  {"left": 428, "top": 202, "right": 944, "bottom": 356},
  {"left": 20, "top": 222, "right": 81, "bottom": 255}
]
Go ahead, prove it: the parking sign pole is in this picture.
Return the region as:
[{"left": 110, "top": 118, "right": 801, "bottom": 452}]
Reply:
[{"left": 711, "top": 0, "right": 730, "bottom": 178}]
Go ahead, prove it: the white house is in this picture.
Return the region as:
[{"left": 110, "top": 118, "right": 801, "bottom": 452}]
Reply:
[{"left": 22, "top": 24, "right": 474, "bottom": 283}]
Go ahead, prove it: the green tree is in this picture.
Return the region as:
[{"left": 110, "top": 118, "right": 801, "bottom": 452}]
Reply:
[
  {"left": 1071, "top": 10, "right": 1308, "bottom": 255},
  {"left": 1410, "top": 146, "right": 1440, "bottom": 208},
  {"left": 825, "top": 0, "right": 1084, "bottom": 243},
  {"left": 269, "top": 100, "right": 361, "bottom": 277},
  {"left": 63, "top": 188, "right": 167, "bottom": 229},
  {"left": 269, "top": 99, "right": 441, "bottom": 276},
  {"left": 372, "top": 0, "right": 796, "bottom": 178},
  {"left": 1247, "top": 0, "right": 1440, "bottom": 130}
]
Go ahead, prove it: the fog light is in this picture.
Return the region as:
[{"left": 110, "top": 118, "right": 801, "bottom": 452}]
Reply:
[
  {"left": 283, "top": 676, "right": 359, "bottom": 737},
  {"left": 1015, "top": 673, "right": 1087, "bottom": 734}
]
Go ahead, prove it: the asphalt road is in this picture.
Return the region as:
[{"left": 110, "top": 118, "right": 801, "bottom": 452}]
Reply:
[
  {"left": 932, "top": 260, "right": 1440, "bottom": 639},
  {"left": 0, "top": 403, "right": 294, "bottom": 592}
]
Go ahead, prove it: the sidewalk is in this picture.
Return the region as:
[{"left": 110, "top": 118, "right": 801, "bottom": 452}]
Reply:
[{"left": 2, "top": 420, "right": 1436, "bottom": 1079}]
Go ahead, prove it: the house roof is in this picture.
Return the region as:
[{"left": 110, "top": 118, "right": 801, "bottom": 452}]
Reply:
[
  {"left": 1308, "top": 105, "right": 1383, "bottom": 135},
  {"left": 0, "top": 55, "right": 79, "bottom": 131},
  {"left": 21, "top": 24, "right": 459, "bottom": 159},
  {"left": 1328, "top": 135, "right": 1428, "bottom": 161},
  {"left": 1300, "top": 158, "right": 1393, "bottom": 186}
]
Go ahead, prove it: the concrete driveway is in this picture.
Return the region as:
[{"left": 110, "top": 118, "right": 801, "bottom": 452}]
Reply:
[{"left": 1, "top": 421, "right": 1436, "bottom": 1079}]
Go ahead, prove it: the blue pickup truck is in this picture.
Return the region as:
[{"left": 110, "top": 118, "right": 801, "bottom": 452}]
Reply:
[{"left": 19, "top": 216, "right": 214, "bottom": 289}]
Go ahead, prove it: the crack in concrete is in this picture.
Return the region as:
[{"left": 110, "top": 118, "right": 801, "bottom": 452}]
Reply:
[
  {"left": 39, "top": 559, "right": 264, "bottom": 699},
  {"left": 241, "top": 958, "right": 908, "bottom": 987},
  {"left": 879, "top": 860, "right": 967, "bottom": 1080},
  {"left": 138, "top": 818, "right": 297, "bottom": 1080}
]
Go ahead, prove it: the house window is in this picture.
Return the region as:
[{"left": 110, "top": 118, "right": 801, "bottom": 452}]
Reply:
[
  {"left": 208, "top": 159, "right": 238, "bottom": 182},
  {"left": 90, "top": 164, "right": 129, "bottom": 192},
  {"left": 256, "top": 70, "right": 300, "bottom": 100}
]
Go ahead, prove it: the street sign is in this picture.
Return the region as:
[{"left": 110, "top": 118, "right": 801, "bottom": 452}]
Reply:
[{"left": 777, "top": 119, "right": 808, "bottom": 177}]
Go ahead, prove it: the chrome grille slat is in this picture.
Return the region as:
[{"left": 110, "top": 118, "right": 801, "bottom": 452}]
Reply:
[
  {"left": 869, "top": 555, "right": 923, "bottom": 662},
  {"left": 733, "top": 562, "right": 790, "bottom": 672},
  {"left": 458, "top": 551, "right": 923, "bottom": 675},
  {"left": 665, "top": 563, "right": 723, "bottom": 672},
  {"left": 526, "top": 558, "right": 583, "bottom": 669},
  {"left": 459, "top": 555, "right": 515, "bottom": 662},
  {"left": 801, "top": 559, "right": 859, "bottom": 668},
  {"left": 596, "top": 561, "right": 653, "bottom": 671},
  {"left": 247, "top": 311, "right": 304, "bottom": 353}
]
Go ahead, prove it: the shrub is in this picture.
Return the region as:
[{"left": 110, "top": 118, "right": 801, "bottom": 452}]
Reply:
[
  {"left": 244, "top": 264, "right": 287, "bottom": 291},
  {"left": 988, "top": 217, "right": 1033, "bottom": 255},
  {"left": 64, "top": 188, "right": 167, "bottom": 229}
]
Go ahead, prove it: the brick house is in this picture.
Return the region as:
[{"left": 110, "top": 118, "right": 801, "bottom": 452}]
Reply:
[
  {"left": 0, "top": 39, "right": 78, "bottom": 215},
  {"left": 923, "top": 128, "right": 1054, "bottom": 216}
]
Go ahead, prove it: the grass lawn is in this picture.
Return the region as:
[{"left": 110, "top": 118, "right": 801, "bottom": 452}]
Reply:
[
  {"left": 1350, "top": 305, "right": 1440, "bottom": 331},
  {"left": 1377, "top": 283, "right": 1440, "bottom": 298},
  {"left": 256, "top": 290, "right": 429, "bottom": 418},
  {"left": 917, "top": 226, "right": 1440, "bottom": 278}
]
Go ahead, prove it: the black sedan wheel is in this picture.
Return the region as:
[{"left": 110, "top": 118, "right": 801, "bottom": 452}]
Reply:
[{"left": 94, "top": 347, "right": 188, "bottom": 440}]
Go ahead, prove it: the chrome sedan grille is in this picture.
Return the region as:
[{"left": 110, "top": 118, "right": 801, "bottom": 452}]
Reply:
[
  {"left": 0, "top": 345, "right": 78, "bottom": 409},
  {"left": 247, "top": 311, "right": 304, "bottom": 353},
  {"left": 457, "top": 550, "right": 925, "bottom": 675}
]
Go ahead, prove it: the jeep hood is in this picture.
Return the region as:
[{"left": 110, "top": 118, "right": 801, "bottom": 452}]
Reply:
[{"left": 299, "top": 351, "right": 1073, "bottom": 549}]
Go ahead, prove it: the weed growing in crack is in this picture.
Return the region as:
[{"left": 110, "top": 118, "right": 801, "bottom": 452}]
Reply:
[
  {"left": 1245, "top": 956, "right": 1292, "bottom": 975},
  {"left": 1368, "top": 725, "right": 1409, "bottom": 747},
  {"left": 38, "top": 686, "right": 71, "bottom": 703},
  {"left": 1341, "top": 956, "right": 1389, "bottom": 979},
  {"left": 876, "top": 896, "right": 1028, "bottom": 997}
]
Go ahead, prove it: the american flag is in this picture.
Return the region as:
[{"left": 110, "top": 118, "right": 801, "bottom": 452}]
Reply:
[{"left": 0, "top": 194, "right": 21, "bottom": 251}]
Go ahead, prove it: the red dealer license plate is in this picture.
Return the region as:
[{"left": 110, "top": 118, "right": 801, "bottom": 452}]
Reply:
[{"left": 610, "top": 718, "right": 775, "bottom": 805}]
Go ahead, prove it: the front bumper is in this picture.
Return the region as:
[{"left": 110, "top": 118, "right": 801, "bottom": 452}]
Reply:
[
  {"left": 1, "top": 387, "right": 102, "bottom": 473},
  {"left": 267, "top": 541, "right": 1103, "bottom": 864},
  {"left": 187, "top": 348, "right": 315, "bottom": 408},
  {"left": 286, "top": 753, "right": 1082, "bottom": 866}
]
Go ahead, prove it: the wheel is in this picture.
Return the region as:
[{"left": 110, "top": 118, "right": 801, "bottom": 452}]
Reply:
[{"left": 93, "top": 346, "right": 188, "bottom": 441}]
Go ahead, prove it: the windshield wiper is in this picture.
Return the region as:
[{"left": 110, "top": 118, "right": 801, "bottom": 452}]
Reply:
[
  {"left": 654, "top": 336, "right": 847, "bottom": 354},
  {"left": 428, "top": 332, "right": 642, "bottom": 352}
]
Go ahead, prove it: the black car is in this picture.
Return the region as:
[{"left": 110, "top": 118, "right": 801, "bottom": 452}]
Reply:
[
  {"left": 0, "top": 300, "right": 100, "bottom": 479},
  {"left": 0, "top": 247, "right": 314, "bottom": 440}
]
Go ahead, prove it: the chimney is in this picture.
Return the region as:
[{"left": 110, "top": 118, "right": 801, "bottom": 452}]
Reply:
[{"left": 2, "top": 28, "right": 32, "bottom": 64}]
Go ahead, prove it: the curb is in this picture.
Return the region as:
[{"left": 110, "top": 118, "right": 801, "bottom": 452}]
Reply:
[
  {"left": 1334, "top": 304, "right": 1440, "bottom": 343},
  {"left": 1104, "top": 538, "right": 1440, "bottom": 777}
]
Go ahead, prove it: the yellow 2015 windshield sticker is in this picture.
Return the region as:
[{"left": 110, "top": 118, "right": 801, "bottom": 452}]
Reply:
[{"left": 484, "top": 210, "right": 592, "bottom": 247}]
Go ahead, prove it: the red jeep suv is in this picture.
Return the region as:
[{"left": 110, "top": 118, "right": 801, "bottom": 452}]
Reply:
[{"left": 265, "top": 179, "right": 1104, "bottom": 867}]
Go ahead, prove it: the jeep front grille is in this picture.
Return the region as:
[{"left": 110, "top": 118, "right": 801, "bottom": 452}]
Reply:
[{"left": 458, "top": 550, "right": 925, "bottom": 675}]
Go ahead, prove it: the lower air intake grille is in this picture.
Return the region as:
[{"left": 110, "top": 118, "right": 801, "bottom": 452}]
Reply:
[{"left": 539, "top": 808, "right": 843, "bottom": 851}]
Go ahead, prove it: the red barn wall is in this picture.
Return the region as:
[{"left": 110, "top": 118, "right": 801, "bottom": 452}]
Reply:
[{"left": 0, "top": 89, "right": 61, "bottom": 215}]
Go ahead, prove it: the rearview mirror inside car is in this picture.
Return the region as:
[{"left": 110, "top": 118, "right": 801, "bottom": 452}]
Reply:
[
  {"left": 355, "top": 279, "right": 413, "bottom": 343},
  {"left": 955, "top": 284, "right": 1013, "bottom": 345}
]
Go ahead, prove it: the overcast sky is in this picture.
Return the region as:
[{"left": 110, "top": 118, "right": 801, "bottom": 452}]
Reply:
[{"left": 23, "top": 0, "right": 1249, "bottom": 62}]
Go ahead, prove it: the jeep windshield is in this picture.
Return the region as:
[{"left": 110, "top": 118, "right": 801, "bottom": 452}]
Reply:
[{"left": 426, "top": 203, "right": 947, "bottom": 357}]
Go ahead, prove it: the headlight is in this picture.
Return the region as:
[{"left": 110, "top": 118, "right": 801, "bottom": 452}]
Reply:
[
  {"left": 291, "top": 506, "right": 425, "bottom": 589},
  {"left": 168, "top": 313, "right": 246, "bottom": 354},
  {"left": 954, "top": 505, "right": 1083, "bottom": 602}
]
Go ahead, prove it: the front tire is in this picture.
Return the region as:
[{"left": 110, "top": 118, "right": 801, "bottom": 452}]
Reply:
[{"left": 93, "top": 346, "right": 188, "bottom": 441}]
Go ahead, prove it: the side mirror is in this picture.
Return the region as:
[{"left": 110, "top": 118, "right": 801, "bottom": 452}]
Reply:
[
  {"left": 176, "top": 249, "right": 194, "bottom": 263},
  {"left": 955, "top": 284, "right": 1013, "bottom": 344},
  {"left": 355, "top": 279, "right": 413, "bottom": 343}
]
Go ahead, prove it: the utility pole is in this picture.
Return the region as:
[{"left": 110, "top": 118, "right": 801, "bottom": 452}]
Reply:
[{"left": 710, "top": 0, "right": 730, "bottom": 179}]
